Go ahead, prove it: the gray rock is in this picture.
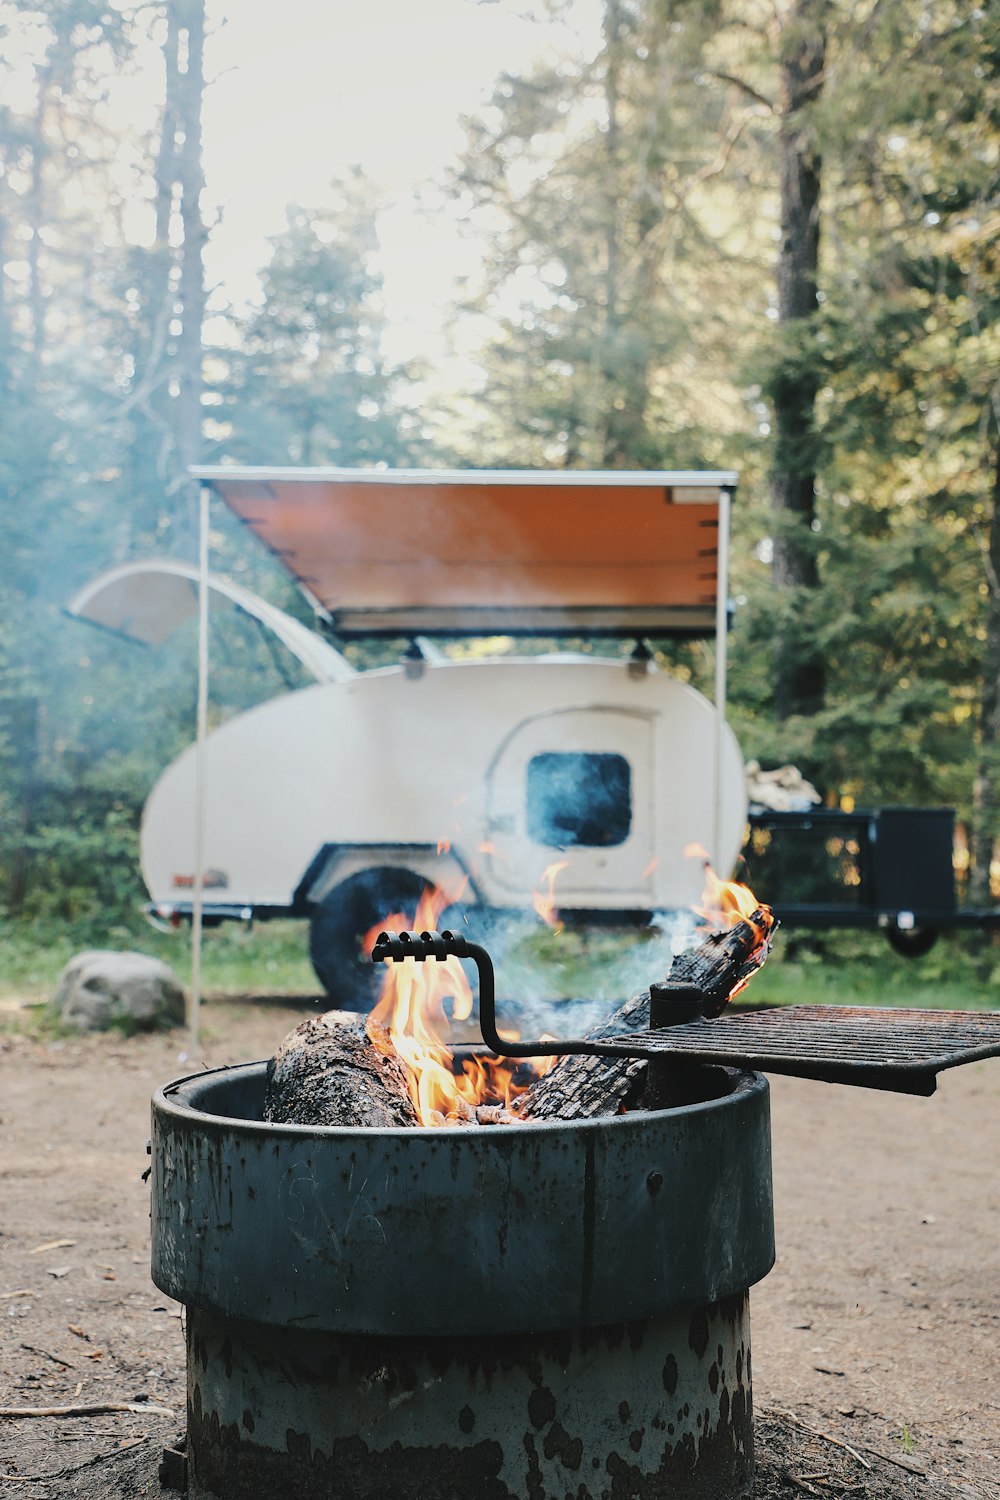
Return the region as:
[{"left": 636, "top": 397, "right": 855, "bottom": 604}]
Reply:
[{"left": 50, "top": 950, "right": 186, "bottom": 1034}]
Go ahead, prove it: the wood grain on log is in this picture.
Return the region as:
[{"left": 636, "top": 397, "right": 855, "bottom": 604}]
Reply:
[{"left": 264, "top": 1013, "right": 418, "bottom": 1128}]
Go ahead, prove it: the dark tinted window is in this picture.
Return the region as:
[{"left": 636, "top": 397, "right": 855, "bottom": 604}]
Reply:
[{"left": 526, "top": 752, "right": 632, "bottom": 848}]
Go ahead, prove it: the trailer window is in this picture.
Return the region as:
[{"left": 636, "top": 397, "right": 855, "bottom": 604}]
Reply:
[{"left": 526, "top": 752, "right": 631, "bottom": 848}]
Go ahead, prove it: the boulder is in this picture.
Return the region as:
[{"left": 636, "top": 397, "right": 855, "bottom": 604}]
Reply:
[{"left": 50, "top": 950, "right": 186, "bottom": 1034}]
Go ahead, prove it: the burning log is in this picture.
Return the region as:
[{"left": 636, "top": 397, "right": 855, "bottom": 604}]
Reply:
[
  {"left": 517, "top": 905, "right": 776, "bottom": 1122},
  {"left": 667, "top": 905, "right": 776, "bottom": 1013},
  {"left": 264, "top": 1012, "right": 418, "bottom": 1128}
]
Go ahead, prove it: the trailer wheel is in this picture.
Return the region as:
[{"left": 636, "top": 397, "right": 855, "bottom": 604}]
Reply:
[
  {"left": 886, "top": 926, "right": 939, "bottom": 959},
  {"left": 309, "top": 866, "right": 428, "bottom": 1010}
]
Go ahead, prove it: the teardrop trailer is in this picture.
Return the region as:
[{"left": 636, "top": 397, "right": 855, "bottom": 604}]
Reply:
[
  {"left": 72, "top": 469, "right": 749, "bottom": 1006},
  {"left": 70, "top": 466, "right": 999, "bottom": 1004}
]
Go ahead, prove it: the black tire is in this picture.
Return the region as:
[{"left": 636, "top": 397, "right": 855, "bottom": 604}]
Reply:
[
  {"left": 886, "top": 925, "right": 939, "bottom": 959},
  {"left": 308, "top": 866, "right": 427, "bottom": 1010}
]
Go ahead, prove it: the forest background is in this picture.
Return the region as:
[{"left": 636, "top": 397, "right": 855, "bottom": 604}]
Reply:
[{"left": 0, "top": 0, "right": 998, "bottom": 980}]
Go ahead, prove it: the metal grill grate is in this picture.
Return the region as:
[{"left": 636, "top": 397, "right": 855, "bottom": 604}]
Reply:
[
  {"left": 600, "top": 1005, "right": 1000, "bottom": 1094},
  {"left": 370, "top": 934, "right": 1000, "bottom": 1096}
]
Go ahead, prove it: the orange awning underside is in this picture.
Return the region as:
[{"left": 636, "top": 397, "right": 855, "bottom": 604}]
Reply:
[{"left": 196, "top": 469, "right": 736, "bottom": 637}]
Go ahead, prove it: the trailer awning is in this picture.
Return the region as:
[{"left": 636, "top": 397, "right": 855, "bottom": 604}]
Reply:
[{"left": 191, "top": 467, "right": 737, "bottom": 639}]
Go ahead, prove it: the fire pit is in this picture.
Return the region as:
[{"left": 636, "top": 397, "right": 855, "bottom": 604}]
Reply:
[
  {"left": 151, "top": 918, "right": 1000, "bottom": 1499},
  {"left": 152, "top": 1056, "right": 774, "bottom": 1499}
]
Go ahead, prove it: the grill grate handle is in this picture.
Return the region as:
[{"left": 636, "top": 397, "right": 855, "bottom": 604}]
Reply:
[{"left": 370, "top": 929, "right": 707, "bottom": 1059}]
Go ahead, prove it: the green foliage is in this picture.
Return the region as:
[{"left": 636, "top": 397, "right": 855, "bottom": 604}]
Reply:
[
  {"left": 0, "top": 915, "right": 318, "bottom": 1004},
  {"left": 217, "top": 178, "right": 417, "bottom": 469},
  {"left": 0, "top": 0, "right": 999, "bottom": 967},
  {"left": 446, "top": 2, "right": 769, "bottom": 470}
]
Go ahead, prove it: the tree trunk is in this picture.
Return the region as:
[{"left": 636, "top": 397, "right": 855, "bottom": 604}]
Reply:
[
  {"left": 769, "top": 0, "right": 827, "bottom": 721},
  {"left": 971, "top": 435, "right": 1000, "bottom": 906},
  {"left": 597, "top": 0, "right": 652, "bottom": 469}
]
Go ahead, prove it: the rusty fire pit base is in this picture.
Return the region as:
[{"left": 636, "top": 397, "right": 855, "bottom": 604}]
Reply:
[{"left": 186, "top": 1295, "right": 753, "bottom": 1500}]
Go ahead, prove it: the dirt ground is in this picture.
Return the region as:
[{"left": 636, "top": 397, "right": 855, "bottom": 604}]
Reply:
[{"left": 2, "top": 992, "right": 999, "bottom": 1499}]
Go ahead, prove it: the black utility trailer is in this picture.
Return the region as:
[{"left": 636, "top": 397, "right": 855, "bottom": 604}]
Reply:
[{"left": 743, "top": 806, "right": 1000, "bottom": 955}]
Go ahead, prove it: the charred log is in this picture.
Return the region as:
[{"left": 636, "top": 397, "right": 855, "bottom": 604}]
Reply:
[
  {"left": 264, "top": 1013, "right": 418, "bottom": 1128},
  {"left": 668, "top": 908, "right": 775, "bottom": 1015},
  {"left": 515, "top": 989, "right": 650, "bottom": 1121},
  {"left": 518, "top": 907, "right": 775, "bottom": 1121}
]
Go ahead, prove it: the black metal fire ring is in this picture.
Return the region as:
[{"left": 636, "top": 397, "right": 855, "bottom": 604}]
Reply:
[{"left": 151, "top": 1058, "right": 774, "bottom": 1338}]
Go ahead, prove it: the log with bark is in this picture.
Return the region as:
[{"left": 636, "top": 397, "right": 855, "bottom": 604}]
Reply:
[{"left": 264, "top": 1012, "right": 418, "bottom": 1128}]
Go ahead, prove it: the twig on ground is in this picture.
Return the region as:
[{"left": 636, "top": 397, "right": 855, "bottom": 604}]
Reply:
[
  {"left": 19, "top": 1344, "right": 73, "bottom": 1369},
  {"left": 782, "top": 1472, "right": 822, "bottom": 1495},
  {"left": 762, "top": 1405, "right": 873, "bottom": 1470},
  {"left": 0, "top": 1401, "right": 173, "bottom": 1419},
  {"left": 0, "top": 1434, "right": 147, "bottom": 1483},
  {"left": 862, "top": 1444, "right": 927, "bottom": 1476},
  {"left": 0, "top": 1291, "right": 33, "bottom": 1301}
]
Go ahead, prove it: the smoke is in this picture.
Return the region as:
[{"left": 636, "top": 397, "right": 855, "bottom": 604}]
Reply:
[{"left": 477, "top": 908, "right": 702, "bottom": 1040}]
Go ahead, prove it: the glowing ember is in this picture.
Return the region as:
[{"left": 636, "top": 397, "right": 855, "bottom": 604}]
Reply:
[
  {"left": 365, "top": 884, "right": 554, "bottom": 1126},
  {"left": 533, "top": 860, "right": 569, "bottom": 932}
]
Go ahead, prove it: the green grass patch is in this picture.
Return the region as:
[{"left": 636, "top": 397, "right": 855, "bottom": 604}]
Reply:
[
  {"left": 0, "top": 914, "right": 317, "bottom": 1003},
  {"left": 2, "top": 913, "right": 998, "bottom": 1013},
  {"left": 747, "top": 929, "right": 1000, "bottom": 1011}
]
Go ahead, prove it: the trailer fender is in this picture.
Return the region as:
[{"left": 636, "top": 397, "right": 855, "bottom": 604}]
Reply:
[{"left": 294, "top": 842, "right": 478, "bottom": 912}]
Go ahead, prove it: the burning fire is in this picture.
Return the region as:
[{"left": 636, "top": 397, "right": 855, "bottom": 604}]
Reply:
[
  {"left": 684, "top": 843, "right": 776, "bottom": 1001},
  {"left": 365, "top": 884, "right": 555, "bottom": 1127}
]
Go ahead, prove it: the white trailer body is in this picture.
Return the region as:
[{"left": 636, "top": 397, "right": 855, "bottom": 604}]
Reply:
[{"left": 141, "top": 655, "right": 745, "bottom": 919}]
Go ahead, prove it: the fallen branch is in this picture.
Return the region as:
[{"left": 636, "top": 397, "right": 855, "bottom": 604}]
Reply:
[
  {"left": 781, "top": 1473, "right": 821, "bottom": 1496},
  {"left": 0, "top": 1401, "right": 173, "bottom": 1420},
  {"left": 762, "top": 1406, "right": 872, "bottom": 1470}
]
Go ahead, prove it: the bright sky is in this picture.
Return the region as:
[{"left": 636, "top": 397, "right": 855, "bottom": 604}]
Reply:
[{"left": 199, "top": 0, "right": 602, "bottom": 361}]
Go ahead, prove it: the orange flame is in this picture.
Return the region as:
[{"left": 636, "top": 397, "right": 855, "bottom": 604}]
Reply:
[
  {"left": 696, "top": 864, "right": 762, "bottom": 930},
  {"left": 685, "top": 846, "right": 776, "bottom": 1001},
  {"left": 533, "top": 860, "right": 569, "bottom": 932},
  {"left": 366, "top": 883, "right": 554, "bottom": 1126}
]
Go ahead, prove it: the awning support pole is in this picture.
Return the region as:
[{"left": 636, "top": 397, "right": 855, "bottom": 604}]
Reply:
[
  {"left": 712, "top": 486, "right": 733, "bottom": 872},
  {"left": 189, "top": 483, "right": 211, "bottom": 1049}
]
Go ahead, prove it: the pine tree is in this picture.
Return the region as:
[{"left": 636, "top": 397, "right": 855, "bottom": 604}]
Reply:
[{"left": 218, "top": 176, "right": 412, "bottom": 469}]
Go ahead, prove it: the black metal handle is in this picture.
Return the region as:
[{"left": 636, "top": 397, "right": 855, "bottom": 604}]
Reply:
[{"left": 370, "top": 931, "right": 709, "bottom": 1061}]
